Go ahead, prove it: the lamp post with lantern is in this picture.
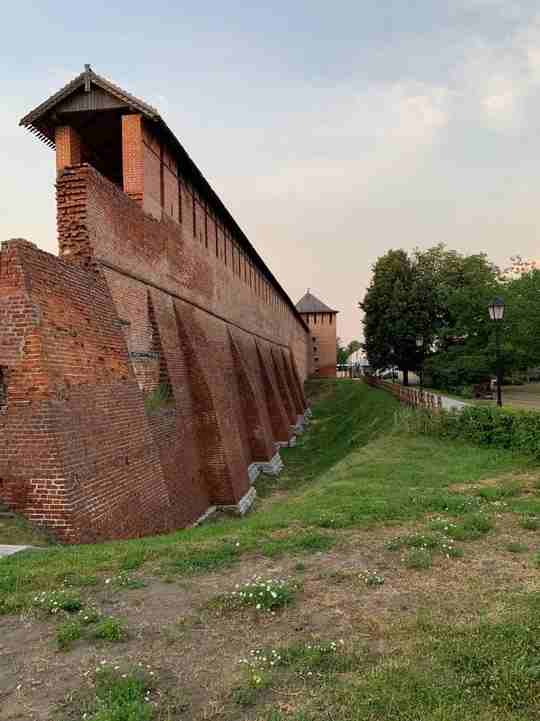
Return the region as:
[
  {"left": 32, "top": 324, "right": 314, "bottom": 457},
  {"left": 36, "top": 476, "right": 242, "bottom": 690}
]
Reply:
[
  {"left": 416, "top": 335, "right": 424, "bottom": 393},
  {"left": 488, "top": 297, "right": 505, "bottom": 408}
]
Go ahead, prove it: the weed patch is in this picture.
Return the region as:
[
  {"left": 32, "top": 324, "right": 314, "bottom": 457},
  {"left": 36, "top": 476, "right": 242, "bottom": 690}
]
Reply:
[
  {"left": 506, "top": 541, "right": 528, "bottom": 553},
  {"left": 89, "top": 616, "right": 128, "bottom": 642},
  {"left": 59, "top": 667, "right": 155, "bottom": 720},
  {"left": 442, "top": 512, "right": 494, "bottom": 541},
  {"left": 32, "top": 590, "right": 82, "bottom": 616},
  {"left": 235, "top": 639, "right": 362, "bottom": 703},
  {"left": 387, "top": 530, "right": 460, "bottom": 560},
  {"left": 404, "top": 548, "right": 433, "bottom": 569},
  {"left": 211, "top": 576, "right": 297, "bottom": 614},
  {"left": 56, "top": 619, "right": 83, "bottom": 650},
  {"left": 359, "top": 570, "right": 385, "bottom": 586},
  {"left": 521, "top": 515, "right": 540, "bottom": 531}
]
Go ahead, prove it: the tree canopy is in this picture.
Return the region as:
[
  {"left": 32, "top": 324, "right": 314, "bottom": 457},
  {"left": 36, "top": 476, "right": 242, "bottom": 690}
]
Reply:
[{"left": 361, "top": 244, "right": 503, "bottom": 388}]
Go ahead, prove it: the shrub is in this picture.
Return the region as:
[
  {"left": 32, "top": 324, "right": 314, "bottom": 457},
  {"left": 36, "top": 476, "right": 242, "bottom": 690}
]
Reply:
[{"left": 410, "top": 405, "right": 540, "bottom": 458}]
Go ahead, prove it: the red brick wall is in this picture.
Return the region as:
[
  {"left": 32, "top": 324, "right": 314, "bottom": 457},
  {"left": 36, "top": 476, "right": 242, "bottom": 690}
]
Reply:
[
  {"left": 302, "top": 312, "right": 337, "bottom": 378},
  {"left": 0, "top": 163, "right": 310, "bottom": 542},
  {"left": 55, "top": 126, "right": 82, "bottom": 173},
  {"left": 122, "top": 114, "right": 144, "bottom": 204},
  {"left": 0, "top": 238, "right": 173, "bottom": 541},
  {"left": 58, "top": 164, "right": 310, "bottom": 381}
]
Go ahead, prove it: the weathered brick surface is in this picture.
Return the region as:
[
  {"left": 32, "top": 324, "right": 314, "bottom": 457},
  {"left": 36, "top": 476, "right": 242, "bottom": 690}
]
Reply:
[
  {"left": 301, "top": 312, "right": 337, "bottom": 378},
  {"left": 0, "top": 238, "right": 172, "bottom": 541},
  {"left": 55, "top": 126, "right": 82, "bottom": 172},
  {"left": 0, "top": 162, "right": 310, "bottom": 542}
]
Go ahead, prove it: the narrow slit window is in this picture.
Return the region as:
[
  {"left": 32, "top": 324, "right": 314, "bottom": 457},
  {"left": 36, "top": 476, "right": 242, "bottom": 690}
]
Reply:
[{"left": 0, "top": 368, "right": 7, "bottom": 409}]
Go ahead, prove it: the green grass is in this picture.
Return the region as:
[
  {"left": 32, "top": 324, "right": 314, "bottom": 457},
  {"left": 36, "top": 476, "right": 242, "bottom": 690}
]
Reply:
[
  {"left": 0, "top": 512, "right": 56, "bottom": 546},
  {"left": 56, "top": 619, "right": 83, "bottom": 650},
  {"left": 476, "top": 481, "right": 522, "bottom": 501},
  {"left": 506, "top": 541, "right": 528, "bottom": 554},
  {"left": 445, "top": 513, "right": 494, "bottom": 541},
  {"left": 521, "top": 515, "right": 540, "bottom": 531},
  {"left": 249, "top": 593, "right": 540, "bottom": 721},
  {"left": 89, "top": 616, "right": 127, "bottom": 642},
  {"left": 211, "top": 576, "right": 297, "bottom": 613},
  {"left": 4, "top": 379, "right": 540, "bottom": 720},
  {"left": 404, "top": 548, "right": 433, "bottom": 569},
  {"left": 233, "top": 640, "right": 364, "bottom": 708},
  {"left": 59, "top": 668, "right": 154, "bottom": 721},
  {"left": 292, "top": 593, "right": 540, "bottom": 721},
  {"left": 0, "top": 380, "right": 532, "bottom": 614}
]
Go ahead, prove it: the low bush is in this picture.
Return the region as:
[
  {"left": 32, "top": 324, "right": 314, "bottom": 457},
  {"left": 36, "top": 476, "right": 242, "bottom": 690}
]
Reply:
[{"left": 403, "top": 405, "right": 540, "bottom": 459}]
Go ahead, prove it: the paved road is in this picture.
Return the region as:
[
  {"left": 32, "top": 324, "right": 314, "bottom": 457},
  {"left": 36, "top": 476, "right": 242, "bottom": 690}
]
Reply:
[
  {"left": 0, "top": 545, "right": 34, "bottom": 558},
  {"left": 439, "top": 395, "right": 468, "bottom": 412}
]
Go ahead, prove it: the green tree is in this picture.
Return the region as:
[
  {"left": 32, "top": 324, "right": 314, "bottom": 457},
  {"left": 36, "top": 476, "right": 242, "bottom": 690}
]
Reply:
[
  {"left": 336, "top": 338, "right": 349, "bottom": 365},
  {"left": 360, "top": 249, "right": 428, "bottom": 385},
  {"left": 347, "top": 340, "right": 362, "bottom": 357},
  {"left": 414, "top": 245, "right": 501, "bottom": 391},
  {"left": 504, "top": 269, "right": 540, "bottom": 374},
  {"left": 361, "top": 244, "right": 502, "bottom": 390}
]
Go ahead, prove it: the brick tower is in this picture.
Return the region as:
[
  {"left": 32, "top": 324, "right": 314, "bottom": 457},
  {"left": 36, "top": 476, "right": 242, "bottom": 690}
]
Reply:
[{"left": 296, "top": 291, "right": 338, "bottom": 377}]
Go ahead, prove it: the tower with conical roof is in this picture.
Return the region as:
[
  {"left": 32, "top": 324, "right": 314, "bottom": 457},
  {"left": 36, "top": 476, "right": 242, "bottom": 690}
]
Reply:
[{"left": 296, "top": 290, "right": 338, "bottom": 377}]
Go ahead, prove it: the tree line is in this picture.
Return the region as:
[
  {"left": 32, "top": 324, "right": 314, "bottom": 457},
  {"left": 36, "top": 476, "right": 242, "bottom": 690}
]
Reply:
[{"left": 361, "top": 244, "right": 540, "bottom": 392}]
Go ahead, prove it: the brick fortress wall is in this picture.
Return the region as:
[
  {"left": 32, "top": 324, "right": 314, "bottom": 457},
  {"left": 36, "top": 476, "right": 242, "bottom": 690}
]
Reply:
[{"left": 0, "top": 125, "right": 311, "bottom": 542}]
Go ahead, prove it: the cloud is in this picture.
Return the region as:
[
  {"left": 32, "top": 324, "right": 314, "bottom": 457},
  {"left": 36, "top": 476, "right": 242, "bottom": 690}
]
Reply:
[
  {"left": 247, "top": 80, "right": 450, "bottom": 201},
  {"left": 457, "top": 17, "right": 540, "bottom": 130}
]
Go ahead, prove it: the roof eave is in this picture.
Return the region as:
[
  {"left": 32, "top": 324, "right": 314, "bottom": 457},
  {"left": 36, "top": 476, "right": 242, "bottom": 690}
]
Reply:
[{"left": 18, "top": 68, "right": 310, "bottom": 334}]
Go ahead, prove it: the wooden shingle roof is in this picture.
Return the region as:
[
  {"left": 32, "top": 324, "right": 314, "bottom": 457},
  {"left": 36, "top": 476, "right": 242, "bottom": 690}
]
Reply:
[
  {"left": 19, "top": 65, "right": 309, "bottom": 332},
  {"left": 296, "top": 291, "right": 338, "bottom": 314}
]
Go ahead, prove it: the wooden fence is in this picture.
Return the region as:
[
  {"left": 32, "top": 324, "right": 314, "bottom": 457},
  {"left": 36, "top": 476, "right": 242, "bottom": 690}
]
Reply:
[{"left": 364, "top": 375, "right": 443, "bottom": 411}]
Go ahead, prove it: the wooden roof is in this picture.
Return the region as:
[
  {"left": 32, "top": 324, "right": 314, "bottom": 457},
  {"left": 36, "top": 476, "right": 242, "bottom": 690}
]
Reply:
[
  {"left": 296, "top": 291, "right": 338, "bottom": 314},
  {"left": 19, "top": 66, "right": 309, "bottom": 332}
]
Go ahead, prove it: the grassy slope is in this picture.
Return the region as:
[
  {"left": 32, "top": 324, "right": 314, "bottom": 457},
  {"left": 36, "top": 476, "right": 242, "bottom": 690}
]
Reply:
[
  {"left": 3, "top": 380, "right": 540, "bottom": 721},
  {"left": 0, "top": 380, "right": 530, "bottom": 598}
]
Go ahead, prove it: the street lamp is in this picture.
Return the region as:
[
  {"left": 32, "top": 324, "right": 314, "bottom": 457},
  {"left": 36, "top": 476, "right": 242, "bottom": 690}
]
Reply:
[
  {"left": 488, "top": 297, "right": 505, "bottom": 407},
  {"left": 416, "top": 336, "right": 424, "bottom": 392},
  {"left": 389, "top": 345, "right": 397, "bottom": 383}
]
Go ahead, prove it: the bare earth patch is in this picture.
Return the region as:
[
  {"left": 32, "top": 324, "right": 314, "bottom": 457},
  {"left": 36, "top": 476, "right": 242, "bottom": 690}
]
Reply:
[{"left": 2, "top": 513, "right": 540, "bottom": 721}]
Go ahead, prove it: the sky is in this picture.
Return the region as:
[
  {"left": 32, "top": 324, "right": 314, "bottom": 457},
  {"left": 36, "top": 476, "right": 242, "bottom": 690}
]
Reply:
[{"left": 2, "top": 1, "right": 540, "bottom": 344}]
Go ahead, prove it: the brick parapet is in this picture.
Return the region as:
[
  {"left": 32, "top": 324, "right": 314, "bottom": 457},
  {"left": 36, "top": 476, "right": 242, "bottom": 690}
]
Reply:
[
  {"left": 56, "top": 164, "right": 310, "bottom": 379},
  {"left": 1, "top": 162, "right": 310, "bottom": 543}
]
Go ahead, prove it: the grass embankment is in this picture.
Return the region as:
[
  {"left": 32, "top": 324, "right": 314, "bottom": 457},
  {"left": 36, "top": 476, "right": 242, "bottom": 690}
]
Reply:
[
  {"left": 0, "top": 512, "right": 53, "bottom": 546},
  {"left": 2, "top": 380, "right": 540, "bottom": 721}
]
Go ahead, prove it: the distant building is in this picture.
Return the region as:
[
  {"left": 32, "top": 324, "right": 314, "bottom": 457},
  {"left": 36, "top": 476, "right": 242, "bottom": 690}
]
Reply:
[{"left": 296, "top": 291, "right": 338, "bottom": 377}]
